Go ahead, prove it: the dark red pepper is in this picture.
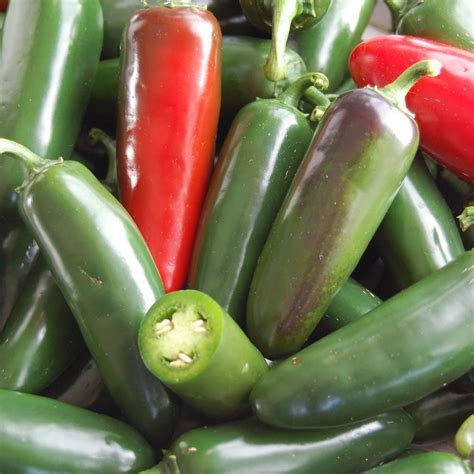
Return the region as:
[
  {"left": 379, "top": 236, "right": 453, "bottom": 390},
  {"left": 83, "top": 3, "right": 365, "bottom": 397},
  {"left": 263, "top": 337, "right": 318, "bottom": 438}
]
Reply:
[
  {"left": 0, "top": 0, "right": 7, "bottom": 12},
  {"left": 349, "top": 35, "right": 474, "bottom": 182},
  {"left": 117, "top": 5, "right": 221, "bottom": 292}
]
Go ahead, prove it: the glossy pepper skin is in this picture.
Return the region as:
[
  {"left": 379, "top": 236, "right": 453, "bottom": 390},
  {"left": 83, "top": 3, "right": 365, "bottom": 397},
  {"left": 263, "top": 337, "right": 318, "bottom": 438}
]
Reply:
[
  {"left": 0, "top": 256, "right": 82, "bottom": 393},
  {"left": 0, "top": 389, "right": 155, "bottom": 473},
  {"left": 0, "top": 0, "right": 103, "bottom": 216},
  {"left": 365, "top": 452, "right": 472, "bottom": 474},
  {"left": 404, "top": 388, "right": 474, "bottom": 444},
  {"left": 376, "top": 154, "right": 465, "bottom": 289},
  {"left": 293, "top": 0, "right": 375, "bottom": 91},
  {"left": 350, "top": 36, "right": 474, "bottom": 182},
  {"left": 148, "top": 412, "right": 415, "bottom": 474},
  {"left": 0, "top": 140, "right": 178, "bottom": 446},
  {"left": 240, "top": 0, "right": 331, "bottom": 81},
  {"left": 99, "top": 0, "right": 239, "bottom": 58},
  {"left": 455, "top": 415, "right": 474, "bottom": 458},
  {"left": 251, "top": 250, "right": 474, "bottom": 429},
  {"left": 189, "top": 73, "right": 327, "bottom": 324},
  {"left": 117, "top": 6, "right": 221, "bottom": 293},
  {"left": 139, "top": 290, "right": 268, "bottom": 420},
  {"left": 247, "top": 61, "right": 438, "bottom": 359},
  {"left": 386, "top": 0, "right": 474, "bottom": 52}
]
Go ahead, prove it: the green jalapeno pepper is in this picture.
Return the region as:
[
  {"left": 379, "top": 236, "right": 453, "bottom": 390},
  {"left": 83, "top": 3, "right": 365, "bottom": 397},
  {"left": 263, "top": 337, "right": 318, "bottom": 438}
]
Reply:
[
  {"left": 364, "top": 452, "right": 472, "bottom": 474},
  {"left": 139, "top": 290, "right": 268, "bottom": 420},
  {"left": 386, "top": 0, "right": 474, "bottom": 52},
  {"left": 0, "top": 139, "right": 179, "bottom": 446},
  {"left": 189, "top": 73, "right": 328, "bottom": 323},
  {"left": 145, "top": 411, "right": 415, "bottom": 474},
  {"left": 0, "top": 256, "right": 83, "bottom": 393},
  {"left": 455, "top": 415, "right": 474, "bottom": 458},
  {"left": 293, "top": 0, "right": 376, "bottom": 91},
  {"left": 0, "top": 389, "right": 155, "bottom": 473},
  {"left": 251, "top": 250, "right": 474, "bottom": 429},
  {"left": 404, "top": 387, "right": 474, "bottom": 444},
  {"left": 247, "top": 60, "right": 440, "bottom": 358},
  {"left": 239, "top": 0, "right": 331, "bottom": 81},
  {"left": 376, "top": 153, "right": 465, "bottom": 289}
]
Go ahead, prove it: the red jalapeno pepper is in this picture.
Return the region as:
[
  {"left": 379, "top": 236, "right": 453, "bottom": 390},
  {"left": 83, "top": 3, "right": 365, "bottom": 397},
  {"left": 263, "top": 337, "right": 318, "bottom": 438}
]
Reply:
[
  {"left": 117, "top": 5, "right": 221, "bottom": 293},
  {"left": 349, "top": 35, "right": 474, "bottom": 182}
]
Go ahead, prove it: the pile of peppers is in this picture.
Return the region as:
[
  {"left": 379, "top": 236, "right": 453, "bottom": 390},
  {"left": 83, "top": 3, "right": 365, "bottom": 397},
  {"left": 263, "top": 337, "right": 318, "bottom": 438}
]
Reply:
[{"left": 0, "top": 0, "right": 473, "bottom": 472}]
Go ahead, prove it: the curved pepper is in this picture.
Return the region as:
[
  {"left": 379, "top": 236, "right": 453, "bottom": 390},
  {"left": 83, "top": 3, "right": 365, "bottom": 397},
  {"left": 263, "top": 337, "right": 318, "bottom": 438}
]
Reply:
[
  {"left": 293, "top": 0, "right": 375, "bottom": 91},
  {"left": 250, "top": 250, "right": 474, "bottom": 429},
  {"left": 0, "top": 139, "right": 179, "bottom": 446},
  {"left": 247, "top": 60, "right": 439, "bottom": 358},
  {"left": 139, "top": 290, "right": 268, "bottom": 420},
  {"left": 0, "top": 256, "right": 82, "bottom": 393},
  {"left": 0, "top": 389, "right": 155, "bottom": 473},
  {"left": 189, "top": 73, "right": 328, "bottom": 323},
  {"left": 386, "top": 0, "right": 474, "bottom": 52},
  {"left": 455, "top": 414, "right": 474, "bottom": 458},
  {"left": 239, "top": 0, "right": 331, "bottom": 81},
  {"left": 117, "top": 5, "right": 221, "bottom": 293},
  {"left": 364, "top": 452, "right": 472, "bottom": 474},
  {"left": 147, "top": 411, "right": 415, "bottom": 474},
  {"left": 350, "top": 35, "right": 474, "bottom": 182}
]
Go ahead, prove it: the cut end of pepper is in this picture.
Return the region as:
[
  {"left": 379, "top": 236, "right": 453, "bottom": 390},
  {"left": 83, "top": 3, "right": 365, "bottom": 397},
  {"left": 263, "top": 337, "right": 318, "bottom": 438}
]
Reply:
[{"left": 457, "top": 204, "right": 474, "bottom": 232}]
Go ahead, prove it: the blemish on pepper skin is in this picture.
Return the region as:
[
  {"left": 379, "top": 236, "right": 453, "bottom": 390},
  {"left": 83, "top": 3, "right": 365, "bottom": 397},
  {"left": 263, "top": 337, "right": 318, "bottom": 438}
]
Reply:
[
  {"left": 291, "top": 356, "right": 300, "bottom": 365},
  {"left": 188, "top": 447, "right": 197, "bottom": 453},
  {"left": 79, "top": 267, "right": 103, "bottom": 286}
]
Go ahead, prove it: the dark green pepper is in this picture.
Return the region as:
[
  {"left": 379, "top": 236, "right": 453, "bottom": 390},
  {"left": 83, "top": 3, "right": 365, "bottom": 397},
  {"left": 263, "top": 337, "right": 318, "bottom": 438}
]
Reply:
[
  {"left": 404, "top": 387, "right": 474, "bottom": 444},
  {"left": 0, "top": 389, "right": 155, "bottom": 473},
  {"left": 365, "top": 452, "right": 472, "bottom": 474},
  {"left": 0, "top": 256, "right": 83, "bottom": 393},
  {"left": 247, "top": 60, "right": 440, "bottom": 358},
  {"left": 239, "top": 0, "right": 331, "bottom": 81},
  {"left": 376, "top": 153, "right": 465, "bottom": 289},
  {"left": 146, "top": 411, "right": 415, "bottom": 474},
  {"left": 0, "top": 139, "right": 178, "bottom": 446},
  {"left": 189, "top": 73, "right": 327, "bottom": 323},
  {"left": 139, "top": 290, "right": 268, "bottom": 420},
  {"left": 251, "top": 250, "right": 474, "bottom": 429},
  {"left": 293, "top": 0, "right": 376, "bottom": 91},
  {"left": 386, "top": 0, "right": 474, "bottom": 52},
  {"left": 0, "top": 0, "right": 103, "bottom": 216}
]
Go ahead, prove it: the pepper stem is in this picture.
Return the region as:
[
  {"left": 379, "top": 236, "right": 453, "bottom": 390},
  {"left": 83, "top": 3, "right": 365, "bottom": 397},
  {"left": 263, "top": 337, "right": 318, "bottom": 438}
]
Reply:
[
  {"left": 384, "top": 0, "right": 408, "bottom": 29},
  {"left": 302, "top": 85, "right": 331, "bottom": 109},
  {"left": 0, "top": 138, "right": 62, "bottom": 174},
  {"left": 139, "top": 452, "right": 180, "bottom": 473},
  {"left": 373, "top": 60, "right": 441, "bottom": 116},
  {"left": 264, "top": 0, "right": 303, "bottom": 82},
  {"left": 277, "top": 72, "right": 329, "bottom": 108},
  {"left": 89, "top": 128, "right": 117, "bottom": 188},
  {"left": 457, "top": 205, "right": 474, "bottom": 232}
]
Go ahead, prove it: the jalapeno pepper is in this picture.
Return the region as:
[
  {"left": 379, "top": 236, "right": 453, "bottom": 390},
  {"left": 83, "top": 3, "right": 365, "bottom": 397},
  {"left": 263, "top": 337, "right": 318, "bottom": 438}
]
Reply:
[
  {"left": 365, "top": 452, "right": 472, "bottom": 474},
  {"left": 0, "top": 139, "right": 179, "bottom": 446},
  {"left": 139, "top": 290, "right": 268, "bottom": 420},
  {"left": 189, "top": 73, "right": 328, "bottom": 324},
  {"left": 251, "top": 250, "right": 474, "bottom": 429},
  {"left": 117, "top": 5, "right": 221, "bottom": 293},
  {"left": 247, "top": 60, "right": 439, "bottom": 358},
  {"left": 350, "top": 35, "right": 474, "bottom": 181},
  {"left": 293, "top": 0, "right": 375, "bottom": 91},
  {"left": 386, "top": 0, "right": 474, "bottom": 52},
  {"left": 0, "top": 256, "right": 82, "bottom": 393},
  {"left": 239, "top": 0, "right": 331, "bottom": 81},
  {"left": 146, "top": 411, "right": 415, "bottom": 474},
  {"left": 0, "top": 389, "right": 155, "bottom": 473}
]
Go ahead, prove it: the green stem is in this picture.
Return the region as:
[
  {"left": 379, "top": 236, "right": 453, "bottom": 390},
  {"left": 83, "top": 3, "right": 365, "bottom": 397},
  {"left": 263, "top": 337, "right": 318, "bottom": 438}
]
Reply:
[
  {"left": 278, "top": 72, "right": 329, "bottom": 108},
  {"left": 264, "top": 0, "right": 303, "bottom": 82},
  {"left": 374, "top": 60, "right": 441, "bottom": 116},
  {"left": 310, "top": 105, "right": 328, "bottom": 122},
  {"left": 139, "top": 453, "right": 180, "bottom": 473},
  {"left": 302, "top": 85, "right": 331, "bottom": 109},
  {"left": 88, "top": 128, "right": 117, "bottom": 188},
  {"left": 458, "top": 205, "right": 474, "bottom": 232},
  {"left": 455, "top": 414, "right": 474, "bottom": 458},
  {"left": 384, "top": 0, "right": 408, "bottom": 30}
]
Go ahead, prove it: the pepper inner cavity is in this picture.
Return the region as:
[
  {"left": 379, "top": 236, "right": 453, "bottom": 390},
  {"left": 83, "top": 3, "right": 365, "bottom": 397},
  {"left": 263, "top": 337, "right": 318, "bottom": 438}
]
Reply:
[{"left": 153, "top": 307, "right": 208, "bottom": 368}]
